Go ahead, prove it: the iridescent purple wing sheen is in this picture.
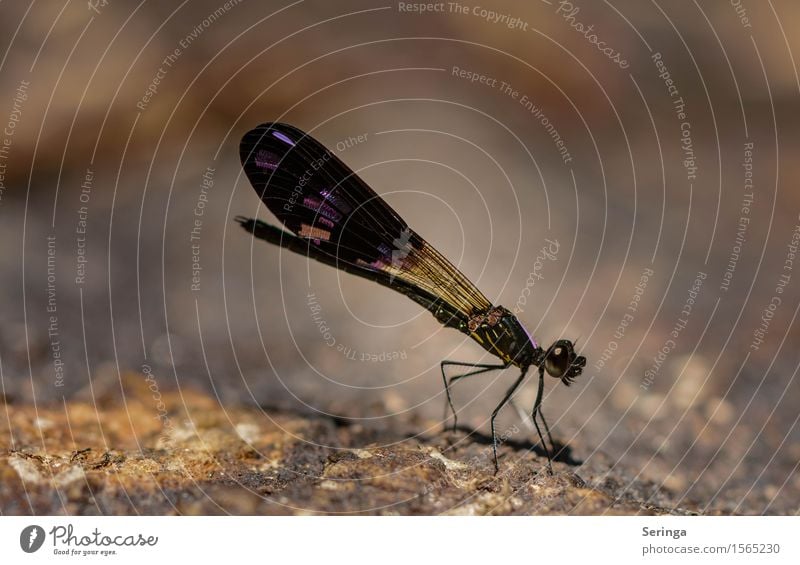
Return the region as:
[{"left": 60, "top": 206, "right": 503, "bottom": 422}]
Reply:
[
  {"left": 239, "top": 122, "right": 493, "bottom": 318},
  {"left": 235, "top": 216, "right": 466, "bottom": 330}
]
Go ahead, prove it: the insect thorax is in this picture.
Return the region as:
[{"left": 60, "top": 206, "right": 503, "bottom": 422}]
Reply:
[{"left": 462, "top": 306, "right": 538, "bottom": 368}]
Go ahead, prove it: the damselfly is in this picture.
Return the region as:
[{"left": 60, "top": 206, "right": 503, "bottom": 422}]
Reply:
[{"left": 236, "top": 123, "right": 586, "bottom": 471}]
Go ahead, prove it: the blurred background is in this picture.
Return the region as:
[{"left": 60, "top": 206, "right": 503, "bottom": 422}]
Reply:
[{"left": 1, "top": 0, "right": 799, "bottom": 513}]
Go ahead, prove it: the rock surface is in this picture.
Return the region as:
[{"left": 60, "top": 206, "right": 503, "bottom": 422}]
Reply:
[{"left": 1, "top": 372, "right": 703, "bottom": 515}]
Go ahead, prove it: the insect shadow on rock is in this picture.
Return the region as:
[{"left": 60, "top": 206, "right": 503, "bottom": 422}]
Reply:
[{"left": 235, "top": 122, "right": 586, "bottom": 473}]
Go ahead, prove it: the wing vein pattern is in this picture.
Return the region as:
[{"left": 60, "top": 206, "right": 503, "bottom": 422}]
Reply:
[{"left": 239, "top": 122, "right": 492, "bottom": 321}]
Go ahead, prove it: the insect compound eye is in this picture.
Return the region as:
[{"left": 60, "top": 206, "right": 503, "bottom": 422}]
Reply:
[
  {"left": 544, "top": 343, "right": 571, "bottom": 379},
  {"left": 543, "top": 339, "right": 584, "bottom": 385}
]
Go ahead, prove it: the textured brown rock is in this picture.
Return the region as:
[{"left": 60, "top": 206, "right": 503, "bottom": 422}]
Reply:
[{"left": 0, "top": 372, "right": 701, "bottom": 515}]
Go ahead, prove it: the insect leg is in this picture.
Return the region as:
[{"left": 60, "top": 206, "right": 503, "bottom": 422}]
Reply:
[
  {"left": 531, "top": 365, "right": 553, "bottom": 473},
  {"left": 536, "top": 405, "right": 557, "bottom": 457},
  {"left": 440, "top": 361, "right": 506, "bottom": 431},
  {"left": 489, "top": 369, "right": 528, "bottom": 473}
]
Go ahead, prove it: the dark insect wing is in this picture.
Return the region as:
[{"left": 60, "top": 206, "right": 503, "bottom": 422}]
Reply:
[
  {"left": 240, "top": 123, "right": 406, "bottom": 250},
  {"left": 239, "top": 122, "right": 493, "bottom": 319},
  {"left": 235, "top": 216, "right": 467, "bottom": 330}
]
